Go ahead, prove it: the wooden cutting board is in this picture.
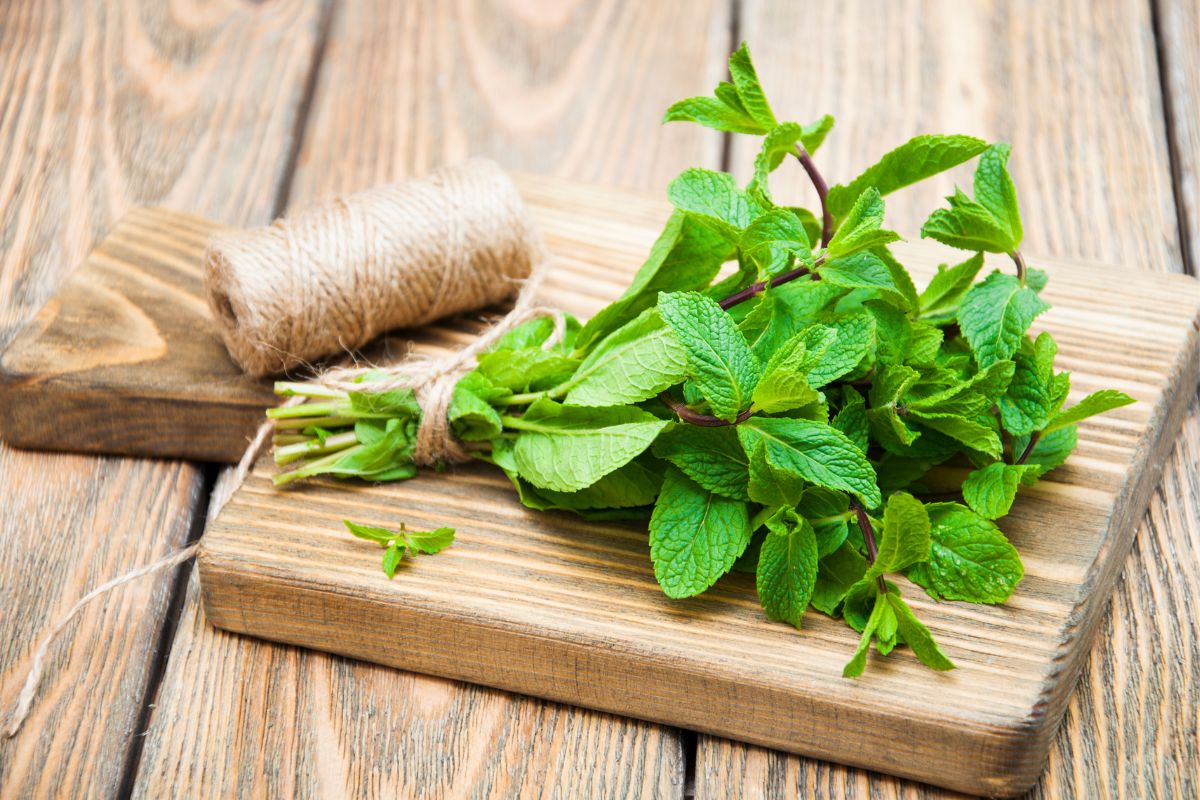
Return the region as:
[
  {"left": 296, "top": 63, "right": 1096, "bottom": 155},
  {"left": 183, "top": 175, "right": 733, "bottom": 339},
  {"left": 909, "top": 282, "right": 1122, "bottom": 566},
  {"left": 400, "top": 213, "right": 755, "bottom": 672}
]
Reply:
[{"left": 5, "top": 174, "right": 1200, "bottom": 796}]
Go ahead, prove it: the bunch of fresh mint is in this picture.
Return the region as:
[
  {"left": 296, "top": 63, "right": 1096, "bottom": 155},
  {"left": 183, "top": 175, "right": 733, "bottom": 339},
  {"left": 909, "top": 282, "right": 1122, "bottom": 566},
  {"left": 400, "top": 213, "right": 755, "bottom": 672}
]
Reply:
[{"left": 269, "top": 44, "right": 1133, "bottom": 676}]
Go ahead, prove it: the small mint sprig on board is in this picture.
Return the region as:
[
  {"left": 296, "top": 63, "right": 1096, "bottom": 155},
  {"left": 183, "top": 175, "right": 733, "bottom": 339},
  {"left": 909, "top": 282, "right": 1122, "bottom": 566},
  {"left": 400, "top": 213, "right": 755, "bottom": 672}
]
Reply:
[
  {"left": 270, "top": 43, "right": 1135, "bottom": 677},
  {"left": 344, "top": 520, "right": 455, "bottom": 578}
]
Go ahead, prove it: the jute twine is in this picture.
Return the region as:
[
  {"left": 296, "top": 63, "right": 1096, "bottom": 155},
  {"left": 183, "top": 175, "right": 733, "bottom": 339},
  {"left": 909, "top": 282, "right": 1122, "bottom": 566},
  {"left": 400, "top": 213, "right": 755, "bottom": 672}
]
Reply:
[{"left": 3, "top": 159, "right": 561, "bottom": 736}]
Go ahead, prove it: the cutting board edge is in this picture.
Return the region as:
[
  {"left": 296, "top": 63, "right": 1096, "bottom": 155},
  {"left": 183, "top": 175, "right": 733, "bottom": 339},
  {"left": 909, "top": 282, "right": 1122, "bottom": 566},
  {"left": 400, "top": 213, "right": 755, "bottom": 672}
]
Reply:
[
  {"left": 197, "top": 547, "right": 1054, "bottom": 797},
  {"left": 1027, "top": 305, "right": 1200, "bottom": 724}
]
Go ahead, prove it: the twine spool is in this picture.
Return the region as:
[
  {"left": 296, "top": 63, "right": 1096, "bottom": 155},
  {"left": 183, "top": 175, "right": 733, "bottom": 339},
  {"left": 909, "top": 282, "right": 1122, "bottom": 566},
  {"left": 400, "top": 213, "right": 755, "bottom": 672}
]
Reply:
[{"left": 204, "top": 158, "right": 543, "bottom": 376}]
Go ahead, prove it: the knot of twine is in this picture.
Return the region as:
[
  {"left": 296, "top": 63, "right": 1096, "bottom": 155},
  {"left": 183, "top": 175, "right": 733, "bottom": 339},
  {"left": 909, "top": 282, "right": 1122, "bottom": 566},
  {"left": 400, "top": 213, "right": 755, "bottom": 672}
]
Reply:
[{"left": 4, "top": 160, "right": 564, "bottom": 737}]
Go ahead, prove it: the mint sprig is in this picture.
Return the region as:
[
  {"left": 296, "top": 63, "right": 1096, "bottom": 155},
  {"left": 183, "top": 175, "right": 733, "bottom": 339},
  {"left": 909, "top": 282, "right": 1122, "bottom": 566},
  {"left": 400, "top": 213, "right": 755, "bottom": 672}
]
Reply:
[{"left": 271, "top": 43, "right": 1135, "bottom": 677}]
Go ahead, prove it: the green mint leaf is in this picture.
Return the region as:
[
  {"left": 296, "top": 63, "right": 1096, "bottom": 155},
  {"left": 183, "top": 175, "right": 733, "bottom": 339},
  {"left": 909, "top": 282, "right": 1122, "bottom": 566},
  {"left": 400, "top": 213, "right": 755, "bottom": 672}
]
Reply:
[
  {"left": 749, "top": 117, "right": 835, "bottom": 199},
  {"left": 872, "top": 246, "right": 920, "bottom": 314},
  {"left": 842, "top": 588, "right": 889, "bottom": 677},
  {"left": 756, "top": 508, "right": 819, "bottom": 628},
  {"left": 958, "top": 270, "right": 1050, "bottom": 367},
  {"left": 811, "top": 541, "right": 868, "bottom": 614},
  {"left": 886, "top": 593, "right": 955, "bottom": 671},
  {"left": 973, "top": 143, "right": 1022, "bottom": 247},
  {"left": 907, "top": 360, "right": 1015, "bottom": 418},
  {"left": 832, "top": 387, "right": 869, "bottom": 453},
  {"left": 575, "top": 211, "right": 734, "bottom": 352},
  {"left": 738, "top": 417, "right": 881, "bottom": 508},
  {"left": 824, "top": 188, "right": 901, "bottom": 260},
  {"left": 447, "top": 384, "right": 503, "bottom": 442},
  {"left": 476, "top": 348, "right": 579, "bottom": 392},
  {"left": 652, "top": 425, "right": 750, "bottom": 501},
  {"left": 344, "top": 520, "right": 395, "bottom": 544},
  {"left": 649, "top": 468, "right": 752, "bottom": 598},
  {"left": 751, "top": 334, "right": 820, "bottom": 414},
  {"left": 867, "top": 492, "right": 931, "bottom": 579},
  {"left": 997, "top": 332, "right": 1057, "bottom": 436},
  {"left": 349, "top": 389, "right": 421, "bottom": 418},
  {"left": 381, "top": 543, "right": 404, "bottom": 579},
  {"left": 1043, "top": 389, "right": 1135, "bottom": 434},
  {"left": 907, "top": 502, "right": 1023, "bottom": 603},
  {"left": 744, "top": 435, "right": 807, "bottom": 506},
  {"left": 564, "top": 308, "right": 689, "bottom": 407},
  {"left": 405, "top": 526, "right": 456, "bottom": 555},
  {"left": 907, "top": 411, "right": 1002, "bottom": 458},
  {"left": 918, "top": 252, "right": 986, "bottom": 324},
  {"left": 663, "top": 95, "right": 764, "bottom": 134},
  {"left": 919, "top": 194, "right": 1016, "bottom": 253},
  {"left": 727, "top": 42, "right": 777, "bottom": 129},
  {"left": 819, "top": 251, "right": 911, "bottom": 310},
  {"left": 667, "top": 168, "right": 762, "bottom": 240},
  {"left": 659, "top": 291, "right": 761, "bottom": 421},
  {"left": 961, "top": 462, "right": 1039, "bottom": 519},
  {"left": 803, "top": 315, "right": 875, "bottom": 388},
  {"left": 827, "top": 134, "right": 988, "bottom": 219},
  {"left": 740, "top": 209, "right": 813, "bottom": 277},
  {"left": 510, "top": 399, "right": 669, "bottom": 492}
]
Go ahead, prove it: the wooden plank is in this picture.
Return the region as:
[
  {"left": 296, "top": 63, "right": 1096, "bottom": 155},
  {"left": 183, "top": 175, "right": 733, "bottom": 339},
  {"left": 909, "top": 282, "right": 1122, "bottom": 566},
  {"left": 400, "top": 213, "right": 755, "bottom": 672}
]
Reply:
[
  {"left": 195, "top": 176, "right": 1200, "bottom": 797},
  {"left": 1156, "top": 0, "right": 1199, "bottom": 272},
  {"left": 0, "top": 209, "right": 275, "bottom": 462},
  {"left": 699, "top": 0, "right": 1198, "bottom": 796},
  {"left": 0, "top": 1, "right": 323, "bottom": 798},
  {"left": 131, "top": 1, "right": 731, "bottom": 796}
]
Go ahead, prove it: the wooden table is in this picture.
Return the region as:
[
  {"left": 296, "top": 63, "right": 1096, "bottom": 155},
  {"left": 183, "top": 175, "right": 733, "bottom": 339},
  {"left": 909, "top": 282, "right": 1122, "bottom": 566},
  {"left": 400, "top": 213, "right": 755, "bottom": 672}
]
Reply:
[{"left": 1, "top": 2, "right": 1196, "bottom": 797}]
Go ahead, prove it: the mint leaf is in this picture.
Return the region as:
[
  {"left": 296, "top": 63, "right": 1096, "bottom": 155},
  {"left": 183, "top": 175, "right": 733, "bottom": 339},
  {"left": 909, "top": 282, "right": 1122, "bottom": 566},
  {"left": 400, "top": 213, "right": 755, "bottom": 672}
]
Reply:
[
  {"left": 819, "top": 251, "right": 910, "bottom": 310},
  {"left": 738, "top": 417, "right": 881, "bottom": 508},
  {"left": 727, "top": 42, "right": 776, "bottom": 130},
  {"left": 918, "top": 252, "right": 985, "bottom": 324},
  {"left": 962, "top": 462, "right": 1038, "bottom": 519},
  {"left": 958, "top": 271, "right": 1050, "bottom": 367},
  {"left": 973, "top": 143, "right": 1022, "bottom": 246},
  {"left": 827, "top": 134, "right": 988, "bottom": 219},
  {"left": 564, "top": 308, "right": 689, "bottom": 407},
  {"left": 843, "top": 588, "right": 889, "bottom": 677},
  {"left": 740, "top": 209, "right": 813, "bottom": 277},
  {"left": 908, "top": 502, "right": 1023, "bottom": 603},
  {"left": 757, "top": 508, "right": 819, "bottom": 628},
  {"left": 751, "top": 334, "right": 820, "bottom": 413},
  {"left": 510, "top": 400, "right": 669, "bottom": 492},
  {"left": 997, "top": 332, "right": 1057, "bottom": 436},
  {"left": 832, "top": 387, "right": 869, "bottom": 453},
  {"left": 448, "top": 383, "right": 503, "bottom": 442},
  {"left": 887, "top": 593, "right": 954, "bottom": 671},
  {"left": 406, "top": 527, "right": 456, "bottom": 555},
  {"left": 920, "top": 192, "right": 1016, "bottom": 253},
  {"left": 344, "top": 520, "right": 394, "bottom": 544},
  {"left": 866, "top": 492, "right": 930, "bottom": 578},
  {"left": 920, "top": 144, "right": 1023, "bottom": 254},
  {"left": 659, "top": 291, "right": 761, "bottom": 421},
  {"left": 803, "top": 315, "right": 875, "bottom": 388},
  {"left": 824, "top": 188, "right": 901, "bottom": 260},
  {"left": 811, "top": 541, "right": 868, "bottom": 614},
  {"left": 653, "top": 425, "right": 749, "bottom": 501},
  {"left": 1043, "top": 389, "right": 1135, "bottom": 434},
  {"left": 649, "top": 468, "right": 752, "bottom": 598},
  {"left": 663, "top": 95, "right": 763, "bottom": 134},
  {"left": 907, "top": 411, "right": 1002, "bottom": 458},
  {"left": 667, "top": 168, "right": 762, "bottom": 240}
]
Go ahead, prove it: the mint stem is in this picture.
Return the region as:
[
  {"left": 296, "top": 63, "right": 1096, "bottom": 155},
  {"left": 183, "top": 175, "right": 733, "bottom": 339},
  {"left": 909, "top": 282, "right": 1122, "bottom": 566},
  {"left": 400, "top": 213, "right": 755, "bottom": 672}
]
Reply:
[
  {"left": 1010, "top": 249, "right": 1027, "bottom": 285},
  {"left": 657, "top": 392, "right": 754, "bottom": 427},
  {"left": 794, "top": 146, "right": 834, "bottom": 247},
  {"left": 1015, "top": 431, "right": 1040, "bottom": 465},
  {"left": 719, "top": 255, "right": 826, "bottom": 310},
  {"left": 850, "top": 500, "right": 888, "bottom": 594}
]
